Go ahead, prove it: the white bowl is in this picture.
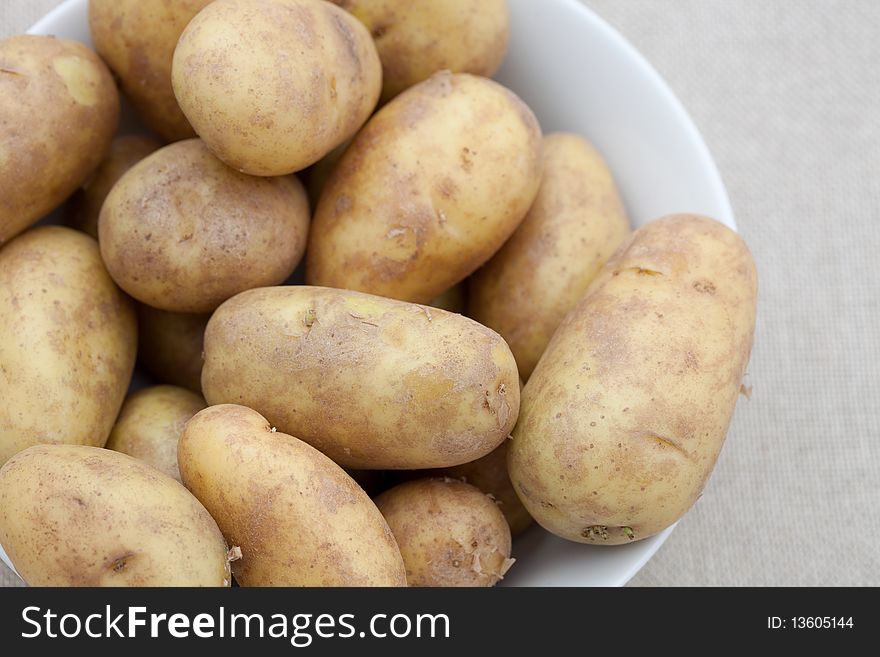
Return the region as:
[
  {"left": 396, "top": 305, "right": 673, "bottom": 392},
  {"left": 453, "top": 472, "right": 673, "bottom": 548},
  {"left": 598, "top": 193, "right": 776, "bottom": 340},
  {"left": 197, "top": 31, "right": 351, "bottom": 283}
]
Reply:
[{"left": 1, "top": 0, "right": 734, "bottom": 587}]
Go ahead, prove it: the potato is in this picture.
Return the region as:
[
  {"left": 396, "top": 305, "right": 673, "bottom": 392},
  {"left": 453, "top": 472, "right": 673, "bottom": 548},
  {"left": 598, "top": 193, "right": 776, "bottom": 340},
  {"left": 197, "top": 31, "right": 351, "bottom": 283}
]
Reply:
[
  {"left": 404, "top": 441, "right": 532, "bottom": 536},
  {"left": 172, "top": 0, "right": 382, "bottom": 176},
  {"left": 374, "top": 479, "right": 513, "bottom": 587},
  {"left": 66, "top": 135, "right": 162, "bottom": 239},
  {"left": 0, "top": 444, "right": 230, "bottom": 586},
  {"left": 106, "top": 385, "right": 207, "bottom": 482},
  {"left": 307, "top": 72, "right": 543, "bottom": 303},
  {"left": 202, "top": 286, "right": 520, "bottom": 469},
  {"left": 137, "top": 305, "right": 209, "bottom": 393},
  {"left": 333, "top": 0, "right": 510, "bottom": 101},
  {"left": 508, "top": 215, "right": 758, "bottom": 544},
  {"left": 469, "top": 133, "right": 631, "bottom": 379},
  {"left": 0, "top": 35, "right": 118, "bottom": 245},
  {"left": 179, "top": 404, "right": 407, "bottom": 586},
  {"left": 0, "top": 227, "right": 136, "bottom": 466},
  {"left": 429, "top": 284, "right": 467, "bottom": 314},
  {"left": 89, "top": 0, "right": 212, "bottom": 142},
  {"left": 98, "top": 139, "right": 310, "bottom": 313}
]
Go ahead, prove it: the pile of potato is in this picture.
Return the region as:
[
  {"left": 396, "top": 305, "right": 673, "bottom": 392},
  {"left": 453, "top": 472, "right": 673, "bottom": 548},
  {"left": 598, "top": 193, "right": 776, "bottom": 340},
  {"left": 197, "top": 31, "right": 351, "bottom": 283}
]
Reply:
[{"left": 0, "top": 0, "right": 757, "bottom": 587}]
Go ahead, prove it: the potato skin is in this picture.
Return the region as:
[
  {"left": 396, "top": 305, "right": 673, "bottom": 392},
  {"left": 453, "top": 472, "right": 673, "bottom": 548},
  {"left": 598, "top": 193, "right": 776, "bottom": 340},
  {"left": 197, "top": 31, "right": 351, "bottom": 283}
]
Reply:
[
  {"left": 0, "top": 35, "right": 118, "bottom": 245},
  {"left": 407, "top": 441, "right": 532, "bottom": 536},
  {"left": 172, "top": 0, "right": 382, "bottom": 176},
  {"left": 0, "top": 227, "right": 136, "bottom": 466},
  {"left": 306, "top": 71, "right": 543, "bottom": 303},
  {"left": 89, "top": 0, "right": 212, "bottom": 141},
  {"left": 469, "top": 133, "right": 631, "bottom": 379},
  {"left": 508, "top": 215, "right": 758, "bottom": 544},
  {"left": 137, "top": 305, "right": 209, "bottom": 393},
  {"left": 333, "top": 0, "right": 510, "bottom": 101},
  {"left": 202, "top": 286, "right": 520, "bottom": 469},
  {"left": 0, "top": 444, "right": 230, "bottom": 586},
  {"left": 106, "top": 385, "right": 207, "bottom": 482},
  {"left": 99, "top": 139, "right": 310, "bottom": 313},
  {"left": 66, "top": 135, "right": 162, "bottom": 239},
  {"left": 374, "top": 479, "right": 512, "bottom": 587},
  {"left": 178, "top": 404, "right": 407, "bottom": 586}
]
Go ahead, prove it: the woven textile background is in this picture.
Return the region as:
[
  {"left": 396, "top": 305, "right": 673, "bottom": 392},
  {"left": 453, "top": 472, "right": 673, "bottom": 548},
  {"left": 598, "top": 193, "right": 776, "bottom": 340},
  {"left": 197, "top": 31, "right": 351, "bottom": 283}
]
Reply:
[{"left": 1, "top": 0, "right": 878, "bottom": 587}]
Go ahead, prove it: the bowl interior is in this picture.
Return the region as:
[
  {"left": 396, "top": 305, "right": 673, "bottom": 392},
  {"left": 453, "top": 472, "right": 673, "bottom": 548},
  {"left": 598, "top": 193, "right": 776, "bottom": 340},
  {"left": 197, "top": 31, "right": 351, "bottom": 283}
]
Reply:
[{"left": 1, "top": 0, "right": 733, "bottom": 586}]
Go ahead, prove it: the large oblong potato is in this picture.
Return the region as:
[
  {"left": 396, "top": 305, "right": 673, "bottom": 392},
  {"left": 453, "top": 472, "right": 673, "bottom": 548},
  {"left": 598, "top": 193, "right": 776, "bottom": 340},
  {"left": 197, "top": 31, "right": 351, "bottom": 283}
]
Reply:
[
  {"left": 202, "top": 286, "right": 520, "bottom": 469},
  {"left": 178, "top": 404, "right": 407, "bottom": 586},
  {"left": 469, "top": 133, "right": 631, "bottom": 379},
  {"left": 89, "top": 0, "right": 213, "bottom": 142},
  {"left": 106, "top": 385, "right": 207, "bottom": 482},
  {"left": 0, "top": 444, "right": 230, "bottom": 586},
  {"left": 172, "top": 0, "right": 382, "bottom": 176},
  {"left": 375, "top": 479, "right": 513, "bottom": 587},
  {"left": 66, "top": 135, "right": 162, "bottom": 239},
  {"left": 306, "top": 71, "right": 543, "bottom": 303},
  {"left": 0, "top": 35, "right": 118, "bottom": 245},
  {"left": 99, "top": 139, "right": 310, "bottom": 313},
  {"left": 508, "top": 215, "right": 758, "bottom": 544},
  {"left": 332, "top": 0, "right": 510, "bottom": 101},
  {"left": 136, "top": 305, "right": 209, "bottom": 393},
  {"left": 0, "top": 227, "right": 136, "bottom": 466}
]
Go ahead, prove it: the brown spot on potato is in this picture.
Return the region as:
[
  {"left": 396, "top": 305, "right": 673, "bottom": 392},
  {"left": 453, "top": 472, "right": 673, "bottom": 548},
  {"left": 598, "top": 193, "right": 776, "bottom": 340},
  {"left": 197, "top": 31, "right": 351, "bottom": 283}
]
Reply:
[
  {"left": 581, "top": 525, "right": 609, "bottom": 540},
  {"left": 615, "top": 266, "right": 663, "bottom": 277},
  {"left": 108, "top": 552, "right": 137, "bottom": 573},
  {"left": 436, "top": 176, "right": 458, "bottom": 199},
  {"left": 460, "top": 147, "right": 475, "bottom": 172},
  {"left": 693, "top": 279, "right": 717, "bottom": 294}
]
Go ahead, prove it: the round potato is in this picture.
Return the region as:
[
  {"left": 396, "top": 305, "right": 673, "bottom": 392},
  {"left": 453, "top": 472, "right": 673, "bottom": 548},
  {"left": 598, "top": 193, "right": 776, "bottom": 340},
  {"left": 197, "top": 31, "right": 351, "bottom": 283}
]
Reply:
[
  {"left": 66, "top": 135, "right": 162, "bottom": 239},
  {"left": 179, "top": 404, "right": 407, "bottom": 586},
  {"left": 137, "top": 305, "right": 209, "bottom": 393},
  {"left": 106, "top": 385, "right": 207, "bottom": 482},
  {"left": 0, "top": 227, "right": 136, "bottom": 466},
  {"left": 508, "top": 215, "right": 758, "bottom": 544},
  {"left": 0, "top": 35, "right": 118, "bottom": 245},
  {"left": 202, "top": 286, "right": 520, "bottom": 469},
  {"left": 89, "top": 0, "right": 213, "bottom": 141},
  {"left": 172, "top": 0, "right": 382, "bottom": 176},
  {"left": 99, "top": 139, "right": 310, "bottom": 313},
  {"left": 333, "top": 0, "right": 510, "bottom": 101},
  {"left": 405, "top": 441, "right": 532, "bottom": 536},
  {"left": 469, "top": 133, "right": 631, "bottom": 379},
  {"left": 306, "top": 71, "right": 543, "bottom": 304},
  {"left": 374, "top": 479, "right": 513, "bottom": 587},
  {"left": 0, "top": 444, "right": 230, "bottom": 586}
]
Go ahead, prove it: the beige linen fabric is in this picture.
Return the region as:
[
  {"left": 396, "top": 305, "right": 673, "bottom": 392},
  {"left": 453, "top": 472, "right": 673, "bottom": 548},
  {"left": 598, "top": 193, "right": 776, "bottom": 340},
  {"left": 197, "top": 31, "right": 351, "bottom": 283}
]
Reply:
[{"left": 1, "top": 0, "right": 878, "bottom": 587}]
